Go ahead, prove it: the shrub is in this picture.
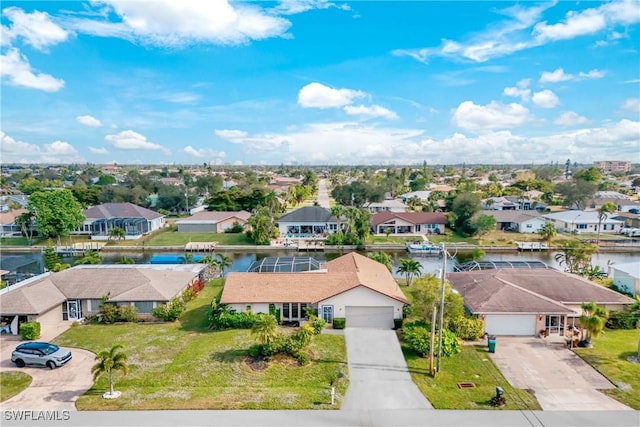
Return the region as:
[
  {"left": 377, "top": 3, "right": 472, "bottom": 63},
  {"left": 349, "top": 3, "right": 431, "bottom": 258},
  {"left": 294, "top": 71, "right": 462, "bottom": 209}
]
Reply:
[
  {"left": 152, "top": 297, "right": 186, "bottom": 321},
  {"left": 450, "top": 316, "right": 484, "bottom": 341},
  {"left": 181, "top": 288, "right": 195, "bottom": 303},
  {"left": 119, "top": 306, "right": 139, "bottom": 323},
  {"left": 333, "top": 318, "right": 346, "bottom": 329},
  {"left": 401, "top": 324, "right": 431, "bottom": 356},
  {"left": 208, "top": 301, "right": 260, "bottom": 330},
  {"left": 99, "top": 304, "right": 121, "bottom": 324},
  {"left": 19, "top": 322, "right": 40, "bottom": 340},
  {"left": 224, "top": 222, "right": 244, "bottom": 233},
  {"left": 294, "top": 351, "right": 310, "bottom": 365},
  {"left": 311, "top": 317, "right": 327, "bottom": 334},
  {"left": 606, "top": 310, "right": 640, "bottom": 329}
]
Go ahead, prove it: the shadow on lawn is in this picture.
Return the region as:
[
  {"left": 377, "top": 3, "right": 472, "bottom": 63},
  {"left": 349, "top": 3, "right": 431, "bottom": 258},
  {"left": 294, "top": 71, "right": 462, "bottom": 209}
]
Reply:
[{"left": 210, "top": 348, "right": 247, "bottom": 363}]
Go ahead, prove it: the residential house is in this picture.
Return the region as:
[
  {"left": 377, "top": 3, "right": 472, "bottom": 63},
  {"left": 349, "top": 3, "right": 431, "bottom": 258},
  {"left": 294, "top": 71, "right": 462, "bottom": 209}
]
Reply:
[
  {"left": 610, "top": 262, "right": 640, "bottom": 297},
  {"left": 277, "top": 206, "right": 338, "bottom": 237},
  {"left": 0, "top": 254, "right": 43, "bottom": 287},
  {"left": 400, "top": 191, "right": 431, "bottom": 204},
  {"left": 0, "top": 208, "right": 27, "bottom": 237},
  {"left": 370, "top": 211, "right": 447, "bottom": 235},
  {"left": 448, "top": 268, "right": 635, "bottom": 336},
  {"left": 482, "top": 196, "right": 541, "bottom": 211},
  {"left": 78, "top": 202, "right": 165, "bottom": 240},
  {"left": 588, "top": 196, "right": 640, "bottom": 213},
  {"left": 0, "top": 264, "right": 204, "bottom": 336},
  {"left": 159, "top": 177, "right": 183, "bottom": 186},
  {"left": 593, "top": 161, "right": 631, "bottom": 173},
  {"left": 0, "top": 195, "right": 29, "bottom": 213},
  {"left": 483, "top": 210, "right": 547, "bottom": 233},
  {"left": 543, "top": 210, "right": 624, "bottom": 234},
  {"left": 220, "top": 252, "right": 408, "bottom": 329},
  {"left": 363, "top": 199, "right": 409, "bottom": 213},
  {"left": 176, "top": 210, "right": 251, "bottom": 233},
  {"left": 611, "top": 212, "right": 640, "bottom": 229}
]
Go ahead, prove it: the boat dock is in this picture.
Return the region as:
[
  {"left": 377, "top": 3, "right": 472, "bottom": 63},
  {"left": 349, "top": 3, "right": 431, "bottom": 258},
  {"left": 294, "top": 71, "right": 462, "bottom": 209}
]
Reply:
[{"left": 515, "top": 241, "right": 549, "bottom": 251}]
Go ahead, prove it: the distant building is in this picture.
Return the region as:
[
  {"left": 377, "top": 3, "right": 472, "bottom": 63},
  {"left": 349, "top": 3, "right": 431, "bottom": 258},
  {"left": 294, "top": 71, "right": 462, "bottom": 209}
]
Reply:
[{"left": 593, "top": 161, "right": 631, "bottom": 173}]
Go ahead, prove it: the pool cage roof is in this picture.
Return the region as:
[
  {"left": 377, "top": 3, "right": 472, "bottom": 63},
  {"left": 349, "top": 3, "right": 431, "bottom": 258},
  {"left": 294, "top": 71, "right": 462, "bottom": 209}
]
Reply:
[
  {"left": 453, "top": 260, "right": 552, "bottom": 272},
  {"left": 247, "top": 256, "right": 322, "bottom": 273}
]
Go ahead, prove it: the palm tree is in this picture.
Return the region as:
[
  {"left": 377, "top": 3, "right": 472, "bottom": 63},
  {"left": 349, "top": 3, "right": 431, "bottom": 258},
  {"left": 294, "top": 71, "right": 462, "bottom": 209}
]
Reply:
[
  {"left": 596, "top": 202, "right": 617, "bottom": 244},
  {"left": 251, "top": 314, "right": 279, "bottom": 346},
  {"left": 216, "top": 254, "right": 232, "bottom": 277},
  {"left": 539, "top": 222, "right": 557, "bottom": 244},
  {"left": 330, "top": 205, "right": 346, "bottom": 233},
  {"left": 368, "top": 252, "right": 393, "bottom": 272},
  {"left": 396, "top": 258, "right": 423, "bottom": 287},
  {"left": 91, "top": 344, "right": 129, "bottom": 398},
  {"left": 108, "top": 227, "right": 126, "bottom": 241},
  {"left": 580, "top": 301, "right": 608, "bottom": 345}
]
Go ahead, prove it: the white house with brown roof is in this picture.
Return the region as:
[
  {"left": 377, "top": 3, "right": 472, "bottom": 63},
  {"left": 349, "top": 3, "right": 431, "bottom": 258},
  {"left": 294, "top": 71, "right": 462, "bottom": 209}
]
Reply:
[
  {"left": 176, "top": 210, "right": 251, "bottom": 233},
  {"left": 370, "top": 212, "right": 447, "bottom": 235},
  {"left": 483, "top": 210, "right": 547, "bottom": 233},
  {"left": 0, "top": 264, "right": 204, "bottom": 336},
  {"left": 220, "top": 252, "right": 408, "bottom": 329},
  {"left": 448, "top": 268, "right": 635, "bottom": 337},
  {"left": 77, "top": 202, "right": 165, "bottom": 240}
]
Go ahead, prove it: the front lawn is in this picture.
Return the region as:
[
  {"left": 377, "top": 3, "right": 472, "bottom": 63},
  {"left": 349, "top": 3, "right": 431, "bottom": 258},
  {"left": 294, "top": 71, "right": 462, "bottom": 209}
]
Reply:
[
  {"left": 144, "top": 231, "right": 254, "bottom": 246},
  {"left": 0, "top": 372, "right": 32, "bottom": 402},
  {"left": 53, "top": 281, "right": 348, "bottom": 410},
  {"left": 574, "top": 329, "right": 640, "bottom": 409},
  {"left": 404, "top": 345, "right": 541, "bottom": 410}
]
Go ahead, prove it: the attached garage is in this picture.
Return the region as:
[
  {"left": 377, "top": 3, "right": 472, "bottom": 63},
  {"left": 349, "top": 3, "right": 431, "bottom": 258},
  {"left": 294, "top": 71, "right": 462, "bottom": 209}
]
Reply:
[
  {"left": 484, "top": 314, "right": 537, "bottom": 336},
  {"left": 345, "top": 306, "right": 394, "bottom": 329}
]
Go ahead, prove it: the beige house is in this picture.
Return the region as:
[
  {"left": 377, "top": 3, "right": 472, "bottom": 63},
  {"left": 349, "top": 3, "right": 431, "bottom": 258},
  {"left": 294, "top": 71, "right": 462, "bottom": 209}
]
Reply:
[
  {"left": 448, "top": 268, "right": 635, "bottom": 337},
  {"left": 176, "top": 211, "right": 251, "bottom": 233},
  {"left": 0, "top": 264, "right": 204, "bottom": 336},
  {"left": 221, "top": 252, "right": 409, "bottom": 329}
]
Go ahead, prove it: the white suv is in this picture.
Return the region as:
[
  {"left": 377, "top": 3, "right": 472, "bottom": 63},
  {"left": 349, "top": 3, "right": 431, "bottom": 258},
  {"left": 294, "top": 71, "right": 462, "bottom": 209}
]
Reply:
[{"left": 11, "top": 342, "right": 72, "bottom": 369}]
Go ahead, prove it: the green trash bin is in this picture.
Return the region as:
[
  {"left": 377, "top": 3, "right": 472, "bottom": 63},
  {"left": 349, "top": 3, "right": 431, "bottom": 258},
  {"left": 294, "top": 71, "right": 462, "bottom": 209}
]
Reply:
[{"left": 488, "top": 337, "right": 496, "bottom": 353}]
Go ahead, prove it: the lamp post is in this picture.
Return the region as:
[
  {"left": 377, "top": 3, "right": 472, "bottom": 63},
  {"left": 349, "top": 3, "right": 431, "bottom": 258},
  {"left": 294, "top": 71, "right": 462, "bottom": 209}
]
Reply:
[{"left": 436, "top": 243, "right": 447, "bottom": 372}]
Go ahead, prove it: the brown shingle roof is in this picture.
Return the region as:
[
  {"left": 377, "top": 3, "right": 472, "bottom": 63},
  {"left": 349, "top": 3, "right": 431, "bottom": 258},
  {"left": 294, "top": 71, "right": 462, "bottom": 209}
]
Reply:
[
  {"left": 448, "top": 269, "right": 634, "bottom": 314},
  {"left": 0, "top": 208, "right": 28, "bottom": 225},
  {"left": 84, "top": 203, "right": 163, "bottom": 220},
  {"left": 221, "top": 252, "right": 408, "bottom": 305},
  {"left": 370, "top": 211, "right": 447, "bottom": 226}
]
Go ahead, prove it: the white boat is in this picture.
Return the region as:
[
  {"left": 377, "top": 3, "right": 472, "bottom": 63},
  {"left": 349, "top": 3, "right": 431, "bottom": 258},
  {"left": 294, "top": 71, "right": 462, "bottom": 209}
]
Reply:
[
  {"left": 406, "top": 243, "right": 442, "bottom": 255},
  {"left": 515, "top": 241, "right": 549, "bottom": 251}
]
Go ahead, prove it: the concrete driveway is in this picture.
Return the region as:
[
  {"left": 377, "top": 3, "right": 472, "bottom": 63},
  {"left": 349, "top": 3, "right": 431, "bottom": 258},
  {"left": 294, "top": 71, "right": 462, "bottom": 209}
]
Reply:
[
  {"left": 0, "top": 330, "right": 95, "bottom": 410},
  {"left": 341, "top": 328, "right": 432, "bottom": 410},
  {"left": 489, "top": 336, "right": 632, "bottom": 411}
]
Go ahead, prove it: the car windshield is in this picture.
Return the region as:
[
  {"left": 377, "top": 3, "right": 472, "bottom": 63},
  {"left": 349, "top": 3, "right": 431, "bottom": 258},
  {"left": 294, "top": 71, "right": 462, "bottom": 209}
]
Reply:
[{"left": 43, "top": 344, "right": 60, "bottom": 355}]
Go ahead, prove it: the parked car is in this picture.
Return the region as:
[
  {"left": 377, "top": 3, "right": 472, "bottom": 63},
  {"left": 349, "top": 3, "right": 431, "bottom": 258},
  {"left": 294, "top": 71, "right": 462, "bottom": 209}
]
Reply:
[
  {"left": 11, "top": 342, "right": 72, "bottom": 369},
  {"left": 628, "top": 208, "right": 639, "bottom": 214}
]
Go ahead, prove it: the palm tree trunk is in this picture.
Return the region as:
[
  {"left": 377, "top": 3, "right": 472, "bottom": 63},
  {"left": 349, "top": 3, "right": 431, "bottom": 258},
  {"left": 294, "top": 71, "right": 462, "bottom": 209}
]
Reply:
[{"left": 109, "top": 369, "right": 114, "bottom": 395}]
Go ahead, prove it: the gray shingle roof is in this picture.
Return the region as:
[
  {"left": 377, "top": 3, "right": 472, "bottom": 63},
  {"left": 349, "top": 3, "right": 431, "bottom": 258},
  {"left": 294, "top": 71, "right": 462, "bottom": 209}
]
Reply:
[
  {"left": 278, "top": 206, "right": 336, "bottom": 223},
  {"left": 84, "top": 203, "right": 163, "bottom": 220}
]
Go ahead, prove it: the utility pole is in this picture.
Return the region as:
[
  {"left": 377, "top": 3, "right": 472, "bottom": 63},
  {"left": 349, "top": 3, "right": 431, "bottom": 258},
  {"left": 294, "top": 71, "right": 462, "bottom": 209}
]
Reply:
[
  {"left": 436, "top": 243, "right": 447, "bottom": 372},
  {"left": 429, "top": 304, "right": 437, "bottom": 376}
]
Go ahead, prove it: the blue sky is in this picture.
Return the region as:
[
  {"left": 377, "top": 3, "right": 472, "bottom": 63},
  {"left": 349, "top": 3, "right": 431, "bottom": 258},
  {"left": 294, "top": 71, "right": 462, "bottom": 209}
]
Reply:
[{"left": 1, "top": 0, "right": 639, "bottom": 166}]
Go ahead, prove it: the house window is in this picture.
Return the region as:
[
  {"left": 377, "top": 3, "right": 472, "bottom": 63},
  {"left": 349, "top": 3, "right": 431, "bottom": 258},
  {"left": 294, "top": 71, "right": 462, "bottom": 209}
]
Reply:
[
  {"left": 415, "top": 225, "right": 421, "bottom": 232},
  {"left": 329, "top": 224, "right": 337, "bottom": 231},
  {"left": 88, "top": 299, "right": 101, "bottom": 312},
  {"left": 526, "top": 224, "right": 532, "bottom": 228},
  {"left": 283, "top": 303, "right": 290, "bottom": 319},
  {"left": 134, "top": 301, "right": 154, "bottom": 314},
  {"left": 292, "top": 304, "right": 299, "bottom": 319},
  {"left": 576, "top": 224, "right": 587, "bottom": 230}
]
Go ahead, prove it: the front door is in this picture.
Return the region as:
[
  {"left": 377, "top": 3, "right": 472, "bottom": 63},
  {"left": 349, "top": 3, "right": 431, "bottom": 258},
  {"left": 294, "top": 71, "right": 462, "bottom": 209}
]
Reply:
[
  {"left": 67, "top": 300, "right": 80, "bottom": 320},
  {"left": 321, "top": 305, "right": 333, "bottom": 324},
  {"left": 546, "top": 315, "right": 561, "bottom": 336}
]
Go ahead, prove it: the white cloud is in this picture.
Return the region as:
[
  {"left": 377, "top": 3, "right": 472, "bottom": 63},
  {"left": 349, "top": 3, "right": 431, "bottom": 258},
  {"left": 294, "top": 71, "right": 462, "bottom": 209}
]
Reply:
[
  {"left": 272, "top": 0, "right": 350, "bottom": 15},
  {"left": 343, "top": 104, "right": 398, "bottom": 120},
  {"left": 532, "top": 90, "right": 559, "bottom": 108},
  {"left": 540, "top": 68, "right": 605, "bottom": 83},
  {"left": 393, "top": 1, "right": 640, "bottom": 63},
  {"left": 297, "top": 82, "right": 366, "bottom": 109},
  {"left": 61, "top": 0, "right": 291, "bottom": 47},
  {"left": 183, "top": 145, "right": 226, "bottom": 159},
  {"left": 0, "top": 131, "right": 84, "bottom": 163},
  {"left": 621, "top": 98, "right": 640, "bottom": 114},
  {"left": 105, "top": 130, "right": 169, "bottom": 154},
  {"left": 452, "top": 101, "right": 532, "bottom": 131},
  {"left": 215, "top": 129, "right": 248, "bottom": 140},
  {"left": 2, "top": 7, "right": 69, "bottom": 51},
  {"left": 76, "top": 115, "right": 103, "bottom": 127},
  {"left": 503, "top": 79, "right": 531, "bottom": 102},
  {"left": 0, "top": 48, "right": 64, "bottom": 92},
  {"left": 554, "top": 111, "right": 589, "bottom": 126},
  {"left": 89, "top": 146, "right": 109, "bottom": 154}
]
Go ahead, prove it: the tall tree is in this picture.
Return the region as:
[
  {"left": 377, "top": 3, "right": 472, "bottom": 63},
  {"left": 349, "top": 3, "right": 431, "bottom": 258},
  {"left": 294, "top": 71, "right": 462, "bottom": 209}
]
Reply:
[
  {"left": 580, "top": 302, "right": 608, "bottom": 344},
  {"left": 247, "top": 206, "right": 278, "bottom": 245},
  {"left": 216, "top": 254, "right": 233, "bottom": 277},
  {"left": 555, "top": 179, "right": 597, "bottom": 210},
  {"left": 397, "top": 258, "right": 423, "bottom": 287},
  {"left": 368, "top": 252, "right": 393, "bottom": 272},
  {"left": 450, "top": 192, "right": 482, "bottom": 237},
  {"left": 596, "top": 202, "right": 617, "bottom": 243},
  {"left": 91, "top": 344, "right": 129, "bottom": 398},
  {"left": 27, "top": 190, "right": 84, "bottom": 239},
  {"left": 539, "top": 222, "right": 557, "bottom": 243},
  {"left": 554, "top": 241, "right": 598, "bottom": 275}
]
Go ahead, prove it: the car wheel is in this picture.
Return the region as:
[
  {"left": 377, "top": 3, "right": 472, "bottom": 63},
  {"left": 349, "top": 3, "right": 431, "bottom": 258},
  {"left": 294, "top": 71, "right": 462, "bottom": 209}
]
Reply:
[
  {"left": 14, "top": 359, "right": 25, "bottom": 368},
  {"left": 46, "top": 361, "right": 56, "bottom": 370}
]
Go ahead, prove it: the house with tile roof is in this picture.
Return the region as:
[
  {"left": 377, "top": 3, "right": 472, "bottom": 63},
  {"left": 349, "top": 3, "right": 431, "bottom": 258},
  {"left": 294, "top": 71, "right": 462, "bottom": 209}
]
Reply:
[
  {"left": 448, "top": 268, "right": 634, "bottom": 337},
  {"left": 0, "top": 264, "right": 204, "bottom": 336},
  {"left": 77, "top": 202, "right": 165, "bottom": 239},
  {"left": 370, "top": 211, "right": 447, "bottom": 235},
  {"left": 176, "top": 210, "right": 251, "bottom": 233},
  {"left": 221, "top": 252, "right": 409, "bottom": 329}
]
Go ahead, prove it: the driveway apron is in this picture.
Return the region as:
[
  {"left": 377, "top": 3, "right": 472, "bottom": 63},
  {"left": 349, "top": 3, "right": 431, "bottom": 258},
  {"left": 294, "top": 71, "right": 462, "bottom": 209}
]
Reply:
[
  {"left": 341, "top": 328, "right": 432, "bottom": 410},
  {"left": 489, "top": 337, "right": 632, "bottom": 411}
]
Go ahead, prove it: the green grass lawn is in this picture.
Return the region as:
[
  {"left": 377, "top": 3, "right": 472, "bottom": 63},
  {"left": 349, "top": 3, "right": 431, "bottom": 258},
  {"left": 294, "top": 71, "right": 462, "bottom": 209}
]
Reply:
[
  {"left": 0, "top": 372, "right": 32, "bottom": 402},
  {"left": 143, "top": 231, "right": 254, "bottom": 246},
  {"left": 53, "top": 281, "right": 348, "bottom": 410},
  {"left": 404, "top": 344, "right": 541, "bottom": 410},
  {"left": 574, "top": 329, "right": 640, "bottom": 409}
]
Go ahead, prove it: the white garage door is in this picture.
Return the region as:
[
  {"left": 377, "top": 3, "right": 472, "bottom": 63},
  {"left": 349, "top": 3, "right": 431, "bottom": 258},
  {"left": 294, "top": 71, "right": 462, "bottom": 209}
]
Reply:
[
  {"left": 345, "top": 306, "right": 394, "bottom": 329},
  {"left": 484, "top": 314, "right": 536, "bottom": 336}
]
